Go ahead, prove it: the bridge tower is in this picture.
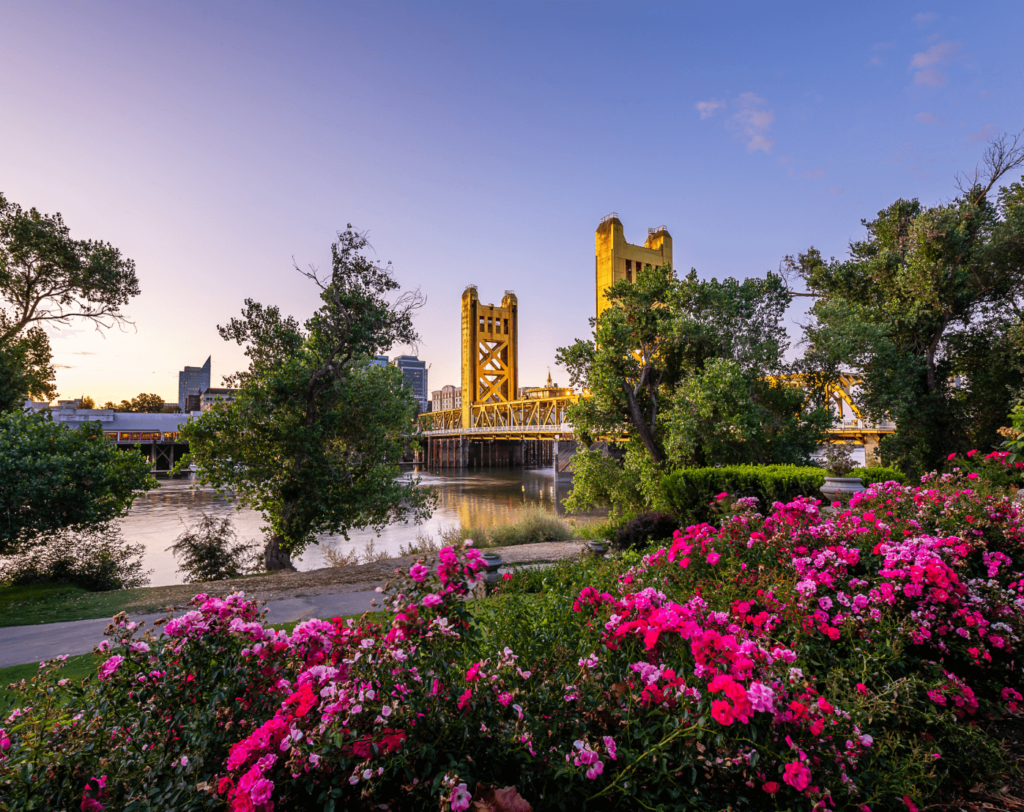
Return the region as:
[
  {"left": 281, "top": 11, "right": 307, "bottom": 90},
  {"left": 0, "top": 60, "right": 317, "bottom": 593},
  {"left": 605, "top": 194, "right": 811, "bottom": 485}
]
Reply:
[
  {"left": 461, "top": 286, "right": 519, "bottom": 428},
  {"left": 595, "top": 214, "right": 672, "bottom": 318}
]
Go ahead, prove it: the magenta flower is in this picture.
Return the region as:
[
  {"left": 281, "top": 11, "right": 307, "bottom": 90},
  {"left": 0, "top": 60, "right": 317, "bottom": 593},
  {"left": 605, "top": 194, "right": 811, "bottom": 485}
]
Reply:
[
  {"left": 783, "top": 761, "right": 811, "bottom": 790},
  {"left": 97, "top": 655, "right": 124, "bottom": 682},
  {"left": 409, "top": 563, "right": 429, "bottom": 582},
  {"left": 706, "top": 552, "right": 720, "bottom": 565},
  {"left": 746, "top": 681, "right": 775, "bottom": 713}
]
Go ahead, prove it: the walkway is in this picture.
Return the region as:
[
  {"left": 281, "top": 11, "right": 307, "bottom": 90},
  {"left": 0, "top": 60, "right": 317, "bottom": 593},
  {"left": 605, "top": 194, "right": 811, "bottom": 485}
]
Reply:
[{"left": 0, "top": 591, "right": 380, "bottom": 669}]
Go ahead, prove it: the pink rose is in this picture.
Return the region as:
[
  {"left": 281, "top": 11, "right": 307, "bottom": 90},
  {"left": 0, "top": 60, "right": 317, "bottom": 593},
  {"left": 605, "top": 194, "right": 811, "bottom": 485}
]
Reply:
[
  {"left": 783, "top": 761, "right": 811, "bottom": 791},
  {"left": 97, "top": 655, "right": 124, "bottom": 682},
  {"left": 706, "top": 552, "right": 720, "bottom": 565},
  {"left": 409, "top": 563, "right": 429, "bottom": 582},
  {"left": 451, "top": 783, "right": 472, "bottom": 811}
]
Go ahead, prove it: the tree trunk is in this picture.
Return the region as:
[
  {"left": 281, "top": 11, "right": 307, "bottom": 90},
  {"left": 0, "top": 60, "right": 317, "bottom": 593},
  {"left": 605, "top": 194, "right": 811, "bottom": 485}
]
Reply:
[
  {"left": 623, "top": 383, "right": 663, "bottom": 464},
  {"left": 264, "top": 535, "right": 296, "bottom": 572}
]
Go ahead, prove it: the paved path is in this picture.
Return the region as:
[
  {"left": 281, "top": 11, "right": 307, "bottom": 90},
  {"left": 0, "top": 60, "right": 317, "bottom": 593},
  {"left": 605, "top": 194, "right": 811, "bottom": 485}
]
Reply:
[{"left": 0, "top": 591, "right": 380, "bottom": 669}]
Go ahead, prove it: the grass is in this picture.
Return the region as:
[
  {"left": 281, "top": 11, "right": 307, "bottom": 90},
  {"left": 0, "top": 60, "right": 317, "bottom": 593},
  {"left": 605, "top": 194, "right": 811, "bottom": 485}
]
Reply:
[
  {"left": 398, "top": 506, "right": 581, "bottom": 557},
  {"left": 0, "top": 651, "right": 97, "bottom": 707},
  {"left": 0, "top": 583, "right": 174, "bottom": 628}
]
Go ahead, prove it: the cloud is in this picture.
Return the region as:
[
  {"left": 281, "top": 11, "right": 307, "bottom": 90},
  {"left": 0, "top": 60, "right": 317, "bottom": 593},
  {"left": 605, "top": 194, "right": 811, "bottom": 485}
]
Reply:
[
  {"left": 696, "top": 91, "right": 776, "bottom": 153},
  {"left": 912, "top": 11, "right": 938, "bottom": 26},
  {"left": 825, "top": 187, "right": 846, "bottom": 196},
  {"left": 980, "top": 90, "right": 994, "bottom": 98},
  {"left": 694, "top": 99, "right": 726, "bottom": 119},
  {"left": 731, "top": 92, "right": 776, "bottom": 153},
  {"left": 69, "top": 351, "right": 98, "bottom": 356},
  {"left": 801, "top": 168, "right": 825, "bottom": 179},
  {"left": 910, "top": 41, "right": 961, "bottom": 86},
  {"left": 966, "top": 124, "right": 998, "bottom": 143},
  {"left": 915, "top": 111, "right": 941, "bottom": 124},
  {"left": 867, "top": 55, "right": 884, "bottom": 67},
  {"left": 53, "top": 363, "right": 74, "bottom": 369}
]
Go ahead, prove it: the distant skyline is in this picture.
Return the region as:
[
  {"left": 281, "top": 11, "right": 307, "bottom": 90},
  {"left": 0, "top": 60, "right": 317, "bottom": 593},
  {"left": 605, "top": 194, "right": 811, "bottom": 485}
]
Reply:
[{"left": 2, "top": 1, "right": 1021, "bottom": 403}]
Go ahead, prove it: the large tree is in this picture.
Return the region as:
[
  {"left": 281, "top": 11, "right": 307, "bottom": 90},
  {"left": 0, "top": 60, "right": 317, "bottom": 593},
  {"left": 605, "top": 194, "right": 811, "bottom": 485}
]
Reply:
[
  {"left": 797, "top": 134, "right": 1024, "bottom": 475},
  {"left": 0, "top": 327, "right": 56, "bottom": 412},
  {"left": 178, "top": 227, "right": 434, "bottom": 570},
  {"left": 557, "top": 267, "right": 830, "bottom": 517},
  {"left": 0, "top": 193, "right": 140, "bottom": 409},
  {"left": 0, "top": 410, "right": 156, "bottom": 553}
]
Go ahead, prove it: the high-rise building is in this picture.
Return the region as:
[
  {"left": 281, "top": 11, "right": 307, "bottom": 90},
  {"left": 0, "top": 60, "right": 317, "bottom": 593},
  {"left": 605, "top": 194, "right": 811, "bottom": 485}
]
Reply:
[
  {"left": 371, "top": 355, "right": 389, "bottom": 367},
  {"left": 391, "top": 355, "right": 428, "bottom": 410},
  {"left": 595, "top": 214, "right": 672, "bottom": 318},
  {"left": 178, "top": 356, "right": 211, "bottom": 411}
]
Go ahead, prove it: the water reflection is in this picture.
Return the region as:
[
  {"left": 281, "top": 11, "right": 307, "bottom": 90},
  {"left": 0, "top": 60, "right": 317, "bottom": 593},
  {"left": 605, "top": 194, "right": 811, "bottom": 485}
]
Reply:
[{"left": 117, "top": 467, "right": 599, "bottom": 587}]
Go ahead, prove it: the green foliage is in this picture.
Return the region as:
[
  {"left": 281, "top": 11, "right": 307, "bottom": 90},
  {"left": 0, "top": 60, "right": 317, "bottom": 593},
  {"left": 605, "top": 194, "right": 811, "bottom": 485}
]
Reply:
[
  {"left": 101, "top": 392, "right": 166, "bottom": 413},
  {"left": 0, "top": 523, "right": 150, "bottom": 591},
  {"left": 998, "top": 400, "right": 1024, "bottom": 463},
  {"left": 0, "top": 411, "right": 156, "bottom": 554},
  {"left": 177, "top": 227, "right": 434, "bottom": 569},
  {"left": 660, "top": 464, "right": 826, "bottom": 525},
  {"left": 168, "top": 515, "right": 261, "bottom": 584},
  {"left": 663, "top": 357, "right": 830, "bottom": 467},
  {"left": 0, "top": 327, "right": 56, "bottom": 412},
  {"left": 561, "top": 440, "right": 655, "bottom": 521},
  {"left": 797, "top": 139, "right": 1024, "bottom": 475},
  {"left": 850, "top": 465, "right": 905, "bottom": 485},
  {"left": 611, "top": 511, "right": 677, "bottom": 551},
  {"left": 558, "top": 267, "right": 830, "bottom": 520},
  {"left": 0, "top": 192, "right": 141, "bottom": 409}
]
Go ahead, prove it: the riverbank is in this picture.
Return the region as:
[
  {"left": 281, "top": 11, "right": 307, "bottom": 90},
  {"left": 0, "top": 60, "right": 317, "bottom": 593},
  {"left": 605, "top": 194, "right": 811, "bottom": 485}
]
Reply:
[{"left": 0, "top": 540, "right": 588, "bottom": 628}]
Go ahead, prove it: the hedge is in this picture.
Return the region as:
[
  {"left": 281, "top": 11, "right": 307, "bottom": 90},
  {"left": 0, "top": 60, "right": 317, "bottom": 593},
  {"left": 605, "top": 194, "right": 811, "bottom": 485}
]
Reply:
[
  {"left": 660, "top": 465, "right": 826, "bottom": 525},
  {"left": 660, "top": 464, "right": 908, "bottom": 525},
  {"left": 851, "top": 465, "right": 906, "bottom": 485}
]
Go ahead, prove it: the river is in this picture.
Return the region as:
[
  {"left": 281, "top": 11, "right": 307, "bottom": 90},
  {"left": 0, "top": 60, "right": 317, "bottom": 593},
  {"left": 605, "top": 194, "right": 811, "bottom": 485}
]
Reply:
[{"left": 117, "top": 468, "right": 595, "bottom": 586}]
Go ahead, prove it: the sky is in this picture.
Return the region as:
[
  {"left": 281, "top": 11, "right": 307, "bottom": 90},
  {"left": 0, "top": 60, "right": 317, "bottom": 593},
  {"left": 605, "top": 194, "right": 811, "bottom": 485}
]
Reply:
[{"left": 2, "top": 0, "right": 1022, "bottom": 404}]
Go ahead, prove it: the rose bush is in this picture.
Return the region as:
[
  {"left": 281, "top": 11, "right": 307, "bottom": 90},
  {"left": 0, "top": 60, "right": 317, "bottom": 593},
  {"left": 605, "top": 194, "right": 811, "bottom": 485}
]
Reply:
[{"left": 1, "top": 473, "right": 1021, "bottom": 810}]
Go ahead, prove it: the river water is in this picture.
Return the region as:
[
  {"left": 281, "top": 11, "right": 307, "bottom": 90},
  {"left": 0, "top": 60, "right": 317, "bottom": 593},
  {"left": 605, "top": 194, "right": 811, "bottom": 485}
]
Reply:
[{"left": 119, "top": 468, "right": 593, "bottom": 586}]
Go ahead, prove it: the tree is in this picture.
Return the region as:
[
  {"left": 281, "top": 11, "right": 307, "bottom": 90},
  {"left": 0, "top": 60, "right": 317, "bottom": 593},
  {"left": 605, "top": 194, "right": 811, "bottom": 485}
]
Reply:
[
  {"left": 77, "top": 395, "right": 96, "bottom": 410},
  {"left": 0, "top": 193, "right": 141, "bottom": 409},
  {"left": 178, "top": 227, "right": 435, "bottom": 570},
  {"left": 0, "top": 410, "right": 156, "bottom": 554},
  {"left": 128, "top": 393, "right": 165, "bottom": 413},
  {"left": 94, "top": 393, "right": 167, "bottom": 412},
  {"left": 796, "top": 133, "right": 1024, "bottom": 474},
  {"left": 0, "top": 327, "right": 56, "bottom": 411},
  {"left": 557, "top": 267, "right": 829, "bottom": 518}
]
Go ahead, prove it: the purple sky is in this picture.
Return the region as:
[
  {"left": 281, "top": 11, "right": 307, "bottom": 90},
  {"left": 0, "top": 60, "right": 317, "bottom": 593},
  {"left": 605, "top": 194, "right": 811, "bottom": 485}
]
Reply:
[{"left": 2, "top": 1, "right": 1021, "bottom": 403}]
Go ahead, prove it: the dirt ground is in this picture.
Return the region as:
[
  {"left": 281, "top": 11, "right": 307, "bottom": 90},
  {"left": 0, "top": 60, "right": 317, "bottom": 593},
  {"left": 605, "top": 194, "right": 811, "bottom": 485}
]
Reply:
[{"left": 118, "top": 541, "right": 589, "bottom": 612}]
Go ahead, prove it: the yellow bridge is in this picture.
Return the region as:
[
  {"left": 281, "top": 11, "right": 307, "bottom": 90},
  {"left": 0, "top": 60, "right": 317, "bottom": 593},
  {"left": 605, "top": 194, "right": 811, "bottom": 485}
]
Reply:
[{"left": 418, "top": 216, "right": 894, "bottom": 469}]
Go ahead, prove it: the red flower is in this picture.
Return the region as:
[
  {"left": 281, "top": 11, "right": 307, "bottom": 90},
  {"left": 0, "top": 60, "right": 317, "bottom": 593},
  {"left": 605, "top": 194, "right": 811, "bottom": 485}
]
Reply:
[
  {"left": 762, "top": 782, "right": 780, "bottom": 794},
  {"left": 711, "top": 700, "right": 735, "bottom": 725}
]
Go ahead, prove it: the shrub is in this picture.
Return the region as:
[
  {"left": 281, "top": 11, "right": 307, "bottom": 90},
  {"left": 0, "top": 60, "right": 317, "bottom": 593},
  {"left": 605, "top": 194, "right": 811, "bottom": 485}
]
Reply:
[
  {"left": 819, "top": 441, "right": 857, "bottom": 476},
  {"left": 167, "top": 515, "right": 261, "bottom": 583},
  {"left": 948, "top": 449, "right": 1024, "bottom": 490},
  {"left": 0, "top": 523, "right": 150, "bottom": 591},
  {"left": 850, "top": 465, "right": 905, "bottom": 485},
  {"left": 660, "top": 464, "right": 825, "bottom": 525},
  {"left": 484, "top": 506, "right": 572, "bottom": 546},
  {"left": 611, "top": 510, "right": 677, "bottom": 551}
]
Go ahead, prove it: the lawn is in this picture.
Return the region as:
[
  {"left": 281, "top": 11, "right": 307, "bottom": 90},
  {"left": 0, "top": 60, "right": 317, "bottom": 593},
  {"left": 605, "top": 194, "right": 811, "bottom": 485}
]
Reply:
[{"left": 0, "top": 583, "right": 175, "bottom": 628}]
